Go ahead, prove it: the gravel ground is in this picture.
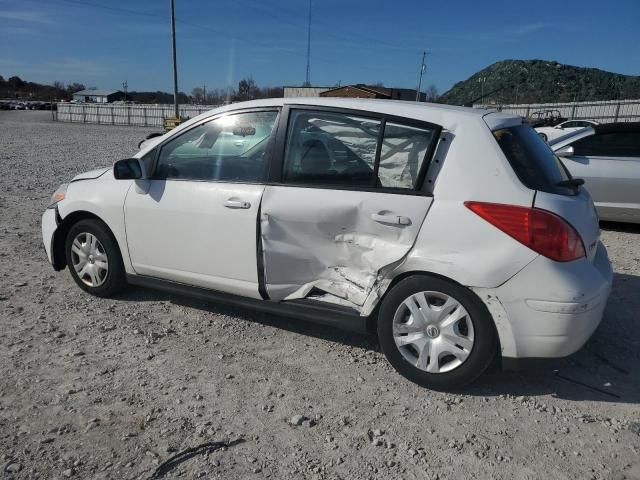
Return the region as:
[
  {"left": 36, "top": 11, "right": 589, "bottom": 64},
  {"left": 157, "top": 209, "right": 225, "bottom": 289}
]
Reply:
[{"left": 1, "top": 110, "right": 639, "bottom": 480}]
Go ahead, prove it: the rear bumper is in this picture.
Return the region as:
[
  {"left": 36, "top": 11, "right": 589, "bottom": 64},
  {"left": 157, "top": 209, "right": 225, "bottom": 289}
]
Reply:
[
  {"left": 474, "top": 241, "right": 613, "bottom": 359},
  {"left": 42, "top": 208, "right": 59, "bottom": 266}
]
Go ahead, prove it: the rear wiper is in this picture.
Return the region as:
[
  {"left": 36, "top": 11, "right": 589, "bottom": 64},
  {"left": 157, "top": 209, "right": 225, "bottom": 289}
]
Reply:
[{"left": 556, "top": 178, "right": 585, "bottom": 188}]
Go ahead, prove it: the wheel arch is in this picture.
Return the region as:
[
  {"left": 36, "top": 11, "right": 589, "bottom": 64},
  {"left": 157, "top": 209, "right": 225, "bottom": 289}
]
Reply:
[
  {"left": 52, "top": 210, "right": 121, "bottom": 271},
  {"left": 367, "top": 270, "right": 502, "bottom": 358}
]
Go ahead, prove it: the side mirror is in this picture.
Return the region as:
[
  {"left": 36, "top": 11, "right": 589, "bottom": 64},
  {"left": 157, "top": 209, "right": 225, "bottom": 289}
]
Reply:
[
  {"left": 555, "top": 145, "right": 575, "bottom": 158},
  {"left": 114, "top": 158, "right": 144, "bottom": 180}
]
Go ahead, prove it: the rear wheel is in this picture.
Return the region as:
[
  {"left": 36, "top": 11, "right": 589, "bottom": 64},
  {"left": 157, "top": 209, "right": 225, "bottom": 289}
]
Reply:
[
  {"left": 377, "top": 275, "right": 497, "bottom": 390},
  {"left": 65, "top": 219, "right": 126, "bottom": 297}
]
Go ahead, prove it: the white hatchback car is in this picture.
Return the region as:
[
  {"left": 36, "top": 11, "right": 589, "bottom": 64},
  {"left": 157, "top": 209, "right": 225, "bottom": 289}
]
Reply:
[{"left": 42, "top": 98, "right": 613, "bottom": 390}]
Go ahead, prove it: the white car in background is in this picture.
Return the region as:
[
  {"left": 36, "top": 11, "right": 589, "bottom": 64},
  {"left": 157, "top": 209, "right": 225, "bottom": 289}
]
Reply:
[
  {"left": 42, "top": 99, "right": 612, "bottom": 390},
  {"left": 550, "top": 122, "right": 640, "bottom": 223},
  {"left": 536, "top": 119, "right": 599, "bottom": 142}
]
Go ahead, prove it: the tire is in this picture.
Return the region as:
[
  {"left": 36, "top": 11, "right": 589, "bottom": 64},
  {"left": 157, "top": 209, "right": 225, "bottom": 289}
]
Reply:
[
  {"left": 377, "top": 275, "right": 497, "bottom": 391},
  {"left": 65, "top": 219, "right": 127, "bottom": 297}
]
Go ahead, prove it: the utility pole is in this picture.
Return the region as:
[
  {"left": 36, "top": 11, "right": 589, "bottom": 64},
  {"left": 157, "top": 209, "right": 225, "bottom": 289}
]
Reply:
[
  {"left": 304, "top": 0, "right": 312, "bottom": 86},
  {"left": 415, "top": 51, "right": 426, "bottom": 102},
  {"left": 203, "top": 84, "right": 206, "bottom": 104},
  {"left": 122, "top": 80, "right": 128, "bottom": 101},
  {"left": 170, "top": 0, "right": 179, "bottom": 118},
  {"left": 478, "top": 76, "right": 486, "bottom": 105}
]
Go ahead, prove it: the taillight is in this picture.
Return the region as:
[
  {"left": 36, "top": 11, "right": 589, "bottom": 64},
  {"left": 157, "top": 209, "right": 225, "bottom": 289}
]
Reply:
[{"left": 464, "top": 201, "right": 585, "bottom": 262}]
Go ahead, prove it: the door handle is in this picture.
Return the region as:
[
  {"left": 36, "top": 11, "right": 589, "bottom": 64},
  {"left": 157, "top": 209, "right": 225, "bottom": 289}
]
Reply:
[
  {"left": 371, "top": 213, "right": 412, "bottom": 226},
  {"left": 224, "top": 199, "right": 251, "bottom": 209}
]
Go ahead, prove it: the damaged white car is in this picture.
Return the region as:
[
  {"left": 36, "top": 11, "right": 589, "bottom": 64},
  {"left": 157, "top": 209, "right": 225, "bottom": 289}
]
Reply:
[{"left": 42, "top": 98, "right": 613, "bottom": 390}]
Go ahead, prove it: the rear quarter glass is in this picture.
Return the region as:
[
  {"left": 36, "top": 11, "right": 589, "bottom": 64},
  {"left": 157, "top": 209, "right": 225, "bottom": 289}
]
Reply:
[{"left": 493, "top": 125, "right": 574, "bottom": 196}]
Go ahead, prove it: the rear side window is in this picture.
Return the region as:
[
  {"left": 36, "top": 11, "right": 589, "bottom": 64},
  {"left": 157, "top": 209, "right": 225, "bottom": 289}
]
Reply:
[
  {"left": 283, "top": 111, "right": 380, "bottom": 186},
  {"left": 378, "top": 122, "right": 434, "bottom": 189},
  {"left": 283, "top": 110, "right": 439, "bottom": 190},
  {"left": 493, "top": 125, "right": 570, "bottom": 195},
  {"left": 572, "top": 132, "right": 640, "bottom": 157}
]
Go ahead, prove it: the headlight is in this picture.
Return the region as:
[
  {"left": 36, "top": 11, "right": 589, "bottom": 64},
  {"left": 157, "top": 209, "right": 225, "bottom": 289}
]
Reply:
[{"left": 48, "top": 183, "right": 68, "bottom": 209}]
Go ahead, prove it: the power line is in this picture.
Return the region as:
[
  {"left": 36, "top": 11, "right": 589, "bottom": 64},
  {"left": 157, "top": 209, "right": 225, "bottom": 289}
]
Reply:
[
  {"left": 242, "top": 0, "right": 413, "bottom": 53},
  {"left": 51, "top": 0, "right": 425, "bottom": 85}
]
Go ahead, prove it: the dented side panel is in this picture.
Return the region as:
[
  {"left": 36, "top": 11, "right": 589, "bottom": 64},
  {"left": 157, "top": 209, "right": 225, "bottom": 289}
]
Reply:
[{"left": 260, "top": 186, "right": 433, "bottom": 311}]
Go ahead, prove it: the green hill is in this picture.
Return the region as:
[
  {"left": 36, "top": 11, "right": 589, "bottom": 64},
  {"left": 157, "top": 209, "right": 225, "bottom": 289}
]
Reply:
[{"left": 439, "top": 59, "right": 640, "bottom": 106}]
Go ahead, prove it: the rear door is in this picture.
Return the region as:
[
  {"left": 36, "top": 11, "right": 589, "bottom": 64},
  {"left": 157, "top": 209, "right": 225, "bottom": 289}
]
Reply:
[
  {"left": 260, "top": 107, "right": 441, "bottom": 310},
  {"left": 564, "top": 130, "right": 640, "bottom": 222}
]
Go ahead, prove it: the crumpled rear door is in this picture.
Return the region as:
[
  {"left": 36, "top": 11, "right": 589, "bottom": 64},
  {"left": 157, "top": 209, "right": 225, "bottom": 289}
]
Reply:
[{"left": 260, "top": 186, "right": 433, "bottom": 312}]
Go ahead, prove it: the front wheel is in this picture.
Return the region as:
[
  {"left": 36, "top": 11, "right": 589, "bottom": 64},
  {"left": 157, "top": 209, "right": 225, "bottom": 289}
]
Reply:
[
  {"left": 377, "top": 275, "right": 497, "bottom": 391},
  {"left": 65, "top": 219, "right": 127, "bottom": 297}
]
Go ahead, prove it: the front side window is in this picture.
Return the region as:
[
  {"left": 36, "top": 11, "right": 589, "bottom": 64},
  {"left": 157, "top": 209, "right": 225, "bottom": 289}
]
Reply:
[
  {"left": 572, "top": 132, "right": 640, "bottom": 157},
  {"left": 493, "top": 124, "right": 571, "bottom": 195},
  {"left": 283, "top": 110, "right": 380, "bottom": 186},
  {"left": 155, "top": 110, "right": 278, "bottom": 181}
]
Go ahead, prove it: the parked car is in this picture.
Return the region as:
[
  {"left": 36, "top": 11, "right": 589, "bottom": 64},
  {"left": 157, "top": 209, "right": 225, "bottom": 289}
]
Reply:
[
  {"left": 536, "top": 119, "right": 599, "bottom": 142},
  {"left": 42, "top": 98, "right": 612, "bottom": 390},
  {"left": 550, "top": 122, "right": 640, "bottom": 223}
]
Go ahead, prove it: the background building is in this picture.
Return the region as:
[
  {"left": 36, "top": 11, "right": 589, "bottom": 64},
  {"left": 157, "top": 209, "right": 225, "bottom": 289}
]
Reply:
[
  {"left": 320, "top": 84, "right": 425, "bottom": 101},
  {"left": 283, "top": 86, "right": 333, "bottom": 97},
  {"left": 284, "top": 84, "right": 425, "bottom": 101},
  {"left": 72, "top": 89, "right": 129, "bottom": 103}
]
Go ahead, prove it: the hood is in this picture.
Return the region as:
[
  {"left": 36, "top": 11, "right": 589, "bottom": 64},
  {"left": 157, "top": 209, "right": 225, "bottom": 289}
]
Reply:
[{"left": 71, "top": 167, "right": 110, "bottom": 182}]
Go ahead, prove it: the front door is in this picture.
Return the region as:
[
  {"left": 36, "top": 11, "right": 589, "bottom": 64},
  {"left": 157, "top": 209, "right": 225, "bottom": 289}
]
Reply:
[
  {"left": 260, "top": 108, "right": 440, "bottom": 311},
  {"left": 124, "top": 109, "right": 279, "bottom": 299}
]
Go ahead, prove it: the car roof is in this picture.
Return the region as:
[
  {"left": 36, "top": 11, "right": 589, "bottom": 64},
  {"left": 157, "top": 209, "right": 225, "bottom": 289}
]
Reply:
[
  {"left": 549, "top": 121, "right": 640, "bottom": 150},
  {"left": 205, "top": 98, "right": 521, "bottom": 130},
  {"left": 136, "top": 98, "right": 523, "bottom": 157},
  {"left": 548, "top": 127, "right": 595, "bottom": 148},
  {"left": 225, "top": 97, "right": 487, "bottom": 116},
  {"left": 593, "top": 121, "right": 640, "bottom": 134}
]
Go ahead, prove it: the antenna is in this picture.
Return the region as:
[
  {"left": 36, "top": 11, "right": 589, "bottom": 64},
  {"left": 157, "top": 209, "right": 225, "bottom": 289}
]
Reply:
[{"left": 304, "top": 0, "right": 312, "bottom": 86}]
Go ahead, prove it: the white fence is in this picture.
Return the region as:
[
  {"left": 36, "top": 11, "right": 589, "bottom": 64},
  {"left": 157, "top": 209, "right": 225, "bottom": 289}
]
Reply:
[
  {"left": 482, "top": 99, "right": 640, "bottom": 123},
  {"left": 55, "top": 103, "right": 219, "bottom": 127},
  {"left": 56, "top": 99, "right": 640, "bottom": 127}
]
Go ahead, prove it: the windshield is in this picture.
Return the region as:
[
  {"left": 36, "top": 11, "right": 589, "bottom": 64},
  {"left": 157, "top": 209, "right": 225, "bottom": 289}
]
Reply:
[{"left": 493, "top": 124, "right": 573, "bottom": 195}]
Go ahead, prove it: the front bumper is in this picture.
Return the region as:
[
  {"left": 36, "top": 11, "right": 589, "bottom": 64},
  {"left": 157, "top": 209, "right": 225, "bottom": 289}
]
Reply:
[
  {"left": 42, "top": 208, "right": 59, "bottom": 266},
  {"left": 474, "top": 241, "right": 613, "bottom": 359}
]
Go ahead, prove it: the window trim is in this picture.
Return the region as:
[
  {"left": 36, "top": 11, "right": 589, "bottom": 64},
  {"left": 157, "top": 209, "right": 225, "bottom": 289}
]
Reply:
[
  {"left": 269, "top": 104, "right": 443, "bottom": 196},
  {"left": 148, "top": 106, "right": 282, "bottom": 184}
]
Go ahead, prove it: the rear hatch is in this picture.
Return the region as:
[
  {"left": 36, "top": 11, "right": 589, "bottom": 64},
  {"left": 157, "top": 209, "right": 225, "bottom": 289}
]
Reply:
[{"left": 491, "top": 122, "right": 600, "bottom": 262}]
